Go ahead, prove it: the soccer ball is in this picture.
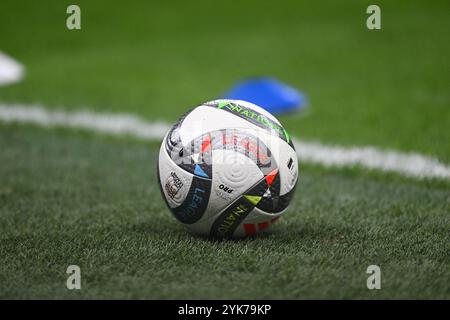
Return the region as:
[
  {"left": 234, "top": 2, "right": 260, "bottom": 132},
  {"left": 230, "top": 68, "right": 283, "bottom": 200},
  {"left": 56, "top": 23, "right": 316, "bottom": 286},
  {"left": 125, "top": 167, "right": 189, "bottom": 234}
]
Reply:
[{"left": 157, "top": 99, "right": 298, "bottom": 239}]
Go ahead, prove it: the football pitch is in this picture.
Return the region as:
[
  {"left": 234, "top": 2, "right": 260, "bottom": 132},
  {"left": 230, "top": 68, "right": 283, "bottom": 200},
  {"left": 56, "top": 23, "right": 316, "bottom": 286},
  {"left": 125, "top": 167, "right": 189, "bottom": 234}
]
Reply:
[{"left": 0, "top": 0, "right": 449, "bottom": 299}]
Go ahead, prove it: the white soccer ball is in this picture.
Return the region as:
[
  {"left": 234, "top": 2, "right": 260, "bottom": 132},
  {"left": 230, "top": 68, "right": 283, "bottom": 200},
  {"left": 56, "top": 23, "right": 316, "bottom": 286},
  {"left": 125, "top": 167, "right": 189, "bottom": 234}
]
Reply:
[{"left": 157, "top": 99, "right": 299, "bottom": 239}]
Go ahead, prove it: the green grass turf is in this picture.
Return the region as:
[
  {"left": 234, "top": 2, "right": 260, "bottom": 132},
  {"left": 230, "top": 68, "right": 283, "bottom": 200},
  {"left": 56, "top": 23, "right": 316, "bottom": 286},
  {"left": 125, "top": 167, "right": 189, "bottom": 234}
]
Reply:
[
  {"left": 0, "top": 125, "right": 448, "bottom": 299},
  {"left": 0, "top": 0, "right": 449, "bottom": 162},
  {"left": 0, "top": 0, "right": 449, "bottom": 299}
]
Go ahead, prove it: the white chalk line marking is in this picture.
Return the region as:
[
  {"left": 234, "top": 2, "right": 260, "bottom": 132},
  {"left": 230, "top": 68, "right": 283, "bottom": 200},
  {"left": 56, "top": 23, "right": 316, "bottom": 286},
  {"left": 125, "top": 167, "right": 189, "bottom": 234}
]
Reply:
[
  {"left": 292, "top": 139, "right": 450, "bottom": 180},
  {"left": 0, "top": 103, "right": 449, "bottom": 180},
  {"left": 0, "top": 51, "right": 24, "bottom": 86}
]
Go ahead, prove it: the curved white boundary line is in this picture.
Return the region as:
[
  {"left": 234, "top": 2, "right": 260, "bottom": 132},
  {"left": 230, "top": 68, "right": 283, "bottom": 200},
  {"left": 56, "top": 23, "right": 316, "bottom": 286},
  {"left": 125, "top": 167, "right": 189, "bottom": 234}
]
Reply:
[
  {"left": 0, "top": 52, "right": 24, "bottom": 86},
  {"left": 0, "top": 103, "right": 449, "bottom": 180},
  {"left": 292, "top": 139, "right": 450, "bottom": 180}
]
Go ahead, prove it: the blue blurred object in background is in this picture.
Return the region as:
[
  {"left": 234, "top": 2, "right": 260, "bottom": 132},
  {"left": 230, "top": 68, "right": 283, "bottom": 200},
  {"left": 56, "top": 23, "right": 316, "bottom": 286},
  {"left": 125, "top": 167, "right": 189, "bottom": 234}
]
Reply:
[{"left": 222, "top": 77, "right": 307, "bottom": 115}]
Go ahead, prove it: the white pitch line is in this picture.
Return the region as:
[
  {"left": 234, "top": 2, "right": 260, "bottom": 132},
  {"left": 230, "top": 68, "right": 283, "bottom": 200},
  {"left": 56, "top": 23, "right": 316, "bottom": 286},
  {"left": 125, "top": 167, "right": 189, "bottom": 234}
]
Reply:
[
  {"left": 0, "top": 103, "right": 449, "bottom": 180},
  {"left": 0, "top": 51, "right": 24, "bottom": 86},
  {"left": 292, "top": 139, "right": 450, "bottom": 180},
  {"left": 0, "top": 104, "right": 170, "bottom": 141}
]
